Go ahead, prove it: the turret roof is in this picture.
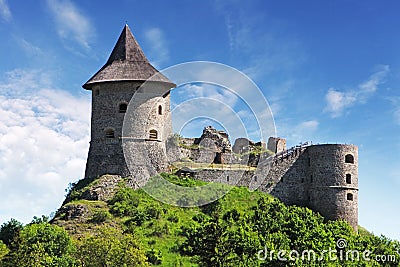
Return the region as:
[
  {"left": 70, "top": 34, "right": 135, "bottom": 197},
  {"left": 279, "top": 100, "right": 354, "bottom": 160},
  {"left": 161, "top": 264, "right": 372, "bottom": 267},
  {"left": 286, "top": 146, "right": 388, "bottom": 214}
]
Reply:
[{"left": 83, "top": 25, "right": 174, "bottom": 89}]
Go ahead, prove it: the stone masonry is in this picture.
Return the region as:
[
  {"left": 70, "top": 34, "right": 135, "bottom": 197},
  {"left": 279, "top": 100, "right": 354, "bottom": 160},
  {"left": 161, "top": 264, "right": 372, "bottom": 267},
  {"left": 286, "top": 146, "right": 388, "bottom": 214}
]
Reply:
[{"left": 82, "top": 25, "right": 359, "bottom": 231}]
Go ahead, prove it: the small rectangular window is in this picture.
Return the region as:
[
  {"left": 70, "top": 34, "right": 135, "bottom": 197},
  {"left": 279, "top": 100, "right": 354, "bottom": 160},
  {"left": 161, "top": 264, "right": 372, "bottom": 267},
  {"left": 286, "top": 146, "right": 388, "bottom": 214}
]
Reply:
[
  {"left": 346, "top": 174, "right": 351, "bottom": 184},
  {"left": 347, "top": 193, "right": 353, "bottom": 201},
  {"left": 149, "top": 130, "right": 158, "bottom": 140}
]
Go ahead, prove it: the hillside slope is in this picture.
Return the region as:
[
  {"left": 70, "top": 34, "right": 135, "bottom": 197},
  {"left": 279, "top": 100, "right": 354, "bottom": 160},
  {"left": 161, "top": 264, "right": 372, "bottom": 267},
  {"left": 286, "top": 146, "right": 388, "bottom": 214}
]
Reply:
[{"left": 1, "top": 173, "right": 399, "bottom": 266}]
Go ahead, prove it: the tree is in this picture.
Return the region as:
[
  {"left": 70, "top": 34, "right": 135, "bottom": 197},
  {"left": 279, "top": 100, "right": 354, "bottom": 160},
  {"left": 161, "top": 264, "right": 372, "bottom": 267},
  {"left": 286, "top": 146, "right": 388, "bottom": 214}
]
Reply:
[
  {"left": 0, "top": 219, "right": 23, "bottom": 247},
  {"left": 0, "top": 240, "right": 9, "bottom": 262},
  {"left": 74, "top": 226, "right": 149, "bottom": 267},
  {"left": 9, "top": 222, "right": 75, "bottom": 267}
]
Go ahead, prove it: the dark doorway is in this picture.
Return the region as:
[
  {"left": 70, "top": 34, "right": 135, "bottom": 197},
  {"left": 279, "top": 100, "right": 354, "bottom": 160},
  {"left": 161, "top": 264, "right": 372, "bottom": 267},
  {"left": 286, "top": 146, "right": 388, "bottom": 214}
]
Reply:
[{"left": 213, "top": 152, "right": 222, "bottom": 164}]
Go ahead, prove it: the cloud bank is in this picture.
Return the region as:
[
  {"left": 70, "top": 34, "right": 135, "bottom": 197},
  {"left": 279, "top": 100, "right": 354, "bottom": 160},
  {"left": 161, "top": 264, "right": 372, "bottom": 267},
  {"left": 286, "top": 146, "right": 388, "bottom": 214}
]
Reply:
[{"left": 0, "top": 69, "right": 90, "bottom": 224}]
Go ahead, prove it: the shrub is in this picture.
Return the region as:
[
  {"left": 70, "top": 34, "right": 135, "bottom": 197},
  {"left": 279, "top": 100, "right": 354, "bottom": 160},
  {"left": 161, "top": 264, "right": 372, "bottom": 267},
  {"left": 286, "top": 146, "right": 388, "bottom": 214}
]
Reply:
[
  {"left": 0, "top": 219, "right": 23, "bottom": 247},
  {"left": 146, "top": 204, "right": 163, "bottom": 220},
  {"left": 90, "top": 210, "right": 112, "bottom": 224},
  {"left": 145, "top": 249, "right": 162, "bottom": 265},
  {"left": 109, "top": 187, "right": 139, "bottom": 217},
  {"left": 9, "top": 223, "right": 75, "bottom": 267},
  {"left": 167, "top": 214, "right": 179, "bottom": 223}
]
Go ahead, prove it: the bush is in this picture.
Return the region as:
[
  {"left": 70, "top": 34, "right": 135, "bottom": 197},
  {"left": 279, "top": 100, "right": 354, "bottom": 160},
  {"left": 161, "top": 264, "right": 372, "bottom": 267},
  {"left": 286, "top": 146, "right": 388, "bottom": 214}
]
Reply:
[
  {"left": 145, "top": 249, "right": 162, "bottom": 265},
  {"left": 0, "top": 219, "right": 23, "bottom": 247},
  {"left": 0, "top": 240, "right": 9, "bottom": 261},
  {"left": 109, "top": 187, "right": 140, "bottom": 217},
  {"left": 74, "top": 227, "right": 149, "bottom": 266},
  {"left": 146, "top": 203, "right": 163, "bottom": 220},
  {"left": 90, "top": 210, "right": 112, "bottom": 224},
  {"left": 9, "top": 223, "right": 75, "bottom": 267},
  {"left": 167, "top": 214, "right": 179, "bottom": 223}
]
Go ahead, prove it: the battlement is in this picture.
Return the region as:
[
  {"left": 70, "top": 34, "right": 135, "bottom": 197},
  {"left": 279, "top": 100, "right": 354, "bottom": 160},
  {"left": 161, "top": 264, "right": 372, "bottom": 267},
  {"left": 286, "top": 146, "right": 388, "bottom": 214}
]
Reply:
[{"left": 171, "top": 130, "right": 358, "bottom": 230}]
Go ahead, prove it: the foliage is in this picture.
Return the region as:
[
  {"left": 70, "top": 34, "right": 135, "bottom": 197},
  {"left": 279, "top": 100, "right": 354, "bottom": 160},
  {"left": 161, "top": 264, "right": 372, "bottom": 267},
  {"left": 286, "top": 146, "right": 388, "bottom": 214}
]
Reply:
[
  {"left": 178, "top": 143, "right": 201, "bottom": 150},
  {"left": 0, "top": 240, "right": 9, "bottom": 262},
  {"left": 162, "top": 173, "right": 207, "bottom": 187},
  {"left": 64, "top": 176, "right": 97, "bottom": 200},
  {"left": 89, "top": 209, "right": 112, "bottom": 224},
  {"left": 145, "top": 248, "right": 162, "bottom": 265},
  {"left": 7, "top": 222, "right": 75, "bottom": 267},
  {"left": 30, "top": 215, "right": 49, "bottom": 224},
  {"left": 74, "top": 226, "right": 149, "bottom": 267},
  {"left": 143, "top": 173, "right": 231, "bottom": 207},
  {"left": 0, "top": 218, "right": 23, "bottom": 247},
  {"left": 108, "top": 186, "right": 140, "bottom": 216},
  {"left": 3, "top": 174, "right": 400, "bottom": 266},
  {"left": 181, "top": 194, "right": 400, "bottom": 266}
]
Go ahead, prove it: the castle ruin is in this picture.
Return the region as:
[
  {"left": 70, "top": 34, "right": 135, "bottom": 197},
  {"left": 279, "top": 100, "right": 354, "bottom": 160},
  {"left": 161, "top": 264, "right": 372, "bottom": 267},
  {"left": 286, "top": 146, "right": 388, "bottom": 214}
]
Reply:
[{"left": 82, "top": 25, "right": 358, "bottom": 230}]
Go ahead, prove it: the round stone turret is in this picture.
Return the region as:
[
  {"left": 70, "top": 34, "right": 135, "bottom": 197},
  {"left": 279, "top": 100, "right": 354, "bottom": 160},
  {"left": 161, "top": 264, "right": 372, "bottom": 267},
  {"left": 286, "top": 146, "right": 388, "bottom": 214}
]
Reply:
[{"left": 306, "top": 144, "right": 358, "bottom": 230}]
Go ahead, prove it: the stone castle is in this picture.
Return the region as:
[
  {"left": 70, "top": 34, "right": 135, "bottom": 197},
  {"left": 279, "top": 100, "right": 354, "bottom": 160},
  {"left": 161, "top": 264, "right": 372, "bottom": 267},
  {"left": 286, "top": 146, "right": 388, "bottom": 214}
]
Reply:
[{"left": 82, "top": 25, "right": 358, "bottom": 230}]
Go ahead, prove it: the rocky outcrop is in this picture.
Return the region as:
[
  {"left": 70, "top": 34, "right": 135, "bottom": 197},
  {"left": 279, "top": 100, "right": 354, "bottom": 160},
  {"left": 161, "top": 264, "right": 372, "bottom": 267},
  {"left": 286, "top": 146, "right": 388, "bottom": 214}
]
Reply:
[{"left": 80, "top": 175, "right": 122, "bottom": 201}]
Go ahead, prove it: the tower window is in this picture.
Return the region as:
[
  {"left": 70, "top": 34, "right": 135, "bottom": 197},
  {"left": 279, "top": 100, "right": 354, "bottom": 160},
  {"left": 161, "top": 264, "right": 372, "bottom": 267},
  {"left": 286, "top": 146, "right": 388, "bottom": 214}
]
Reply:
[
  {"left": 347, "top": 193, "right": 353, "bottom": 201},
  {"left": 301, "top": 178, "right": 304, "bottom": 183},
  {"left": 346, "top": 174, "right": 351, "bottom": 184},
  {"left": 94, "top": 89, "right": 100, "bottom": 96},
  {"left": 345, "top": 154, "right": 354, "bottom": 164},
  {"left": 308, "top": 157, "right": 311, "bottom": 166},
  {"left": 119, "top": 103, "right": 128, "bottom": 113},
  {"left": 158, "top": 105, "right": 163, "bottom": 115},
  {"left": 105, "top": 128, "right": 115, "bottom": 138},
  {"left": 149, "top": 129, "right": 158, "bottom": 140},
  {"left": 310, "top": 175, "right": 313, "bottom": 183}
]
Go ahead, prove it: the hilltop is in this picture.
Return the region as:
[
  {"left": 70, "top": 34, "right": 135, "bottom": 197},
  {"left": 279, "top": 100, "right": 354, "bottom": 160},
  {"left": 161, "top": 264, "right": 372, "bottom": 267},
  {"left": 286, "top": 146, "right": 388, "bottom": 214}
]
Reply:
[{"left": 1, "top": 173, "right": 398, "bottom": 266}]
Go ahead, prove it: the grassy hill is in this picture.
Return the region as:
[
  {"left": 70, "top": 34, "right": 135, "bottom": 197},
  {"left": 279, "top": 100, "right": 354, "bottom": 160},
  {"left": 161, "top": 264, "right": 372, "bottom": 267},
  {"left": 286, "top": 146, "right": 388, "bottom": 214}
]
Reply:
[{"left": 1, "top": 173, "right": 399, "bottom": 266}]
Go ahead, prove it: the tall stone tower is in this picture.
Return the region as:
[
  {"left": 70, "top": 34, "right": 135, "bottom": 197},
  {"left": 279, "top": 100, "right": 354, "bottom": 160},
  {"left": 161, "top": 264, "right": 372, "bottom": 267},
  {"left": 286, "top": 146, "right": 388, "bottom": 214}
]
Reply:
[
  {"left": 83, "top": 25, "right": 175, "bottom": 180},
  {"left": 306, "top": 144, "right": 358, "bottom": 230}
]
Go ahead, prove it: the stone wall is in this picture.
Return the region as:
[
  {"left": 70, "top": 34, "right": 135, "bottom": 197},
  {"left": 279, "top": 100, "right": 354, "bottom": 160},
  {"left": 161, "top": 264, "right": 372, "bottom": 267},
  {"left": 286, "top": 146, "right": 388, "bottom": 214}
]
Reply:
[{"left": 192, "top": 144, "right": 358, "bottom": 230}]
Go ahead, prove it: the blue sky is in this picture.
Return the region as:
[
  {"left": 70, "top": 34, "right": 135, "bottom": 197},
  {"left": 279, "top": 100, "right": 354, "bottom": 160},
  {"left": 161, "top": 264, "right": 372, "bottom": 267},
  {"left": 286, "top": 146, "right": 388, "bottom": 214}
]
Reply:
[{"left": 0, "top": 0, "right": 399, "bottom": 240}]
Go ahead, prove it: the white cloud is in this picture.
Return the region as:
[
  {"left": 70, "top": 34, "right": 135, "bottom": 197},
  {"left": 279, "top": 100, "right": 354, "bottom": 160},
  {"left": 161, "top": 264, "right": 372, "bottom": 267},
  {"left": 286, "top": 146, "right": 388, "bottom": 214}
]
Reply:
[
  {"left": 46, "top": 0, "right": 94, "bottom": 49},
  {"left": 324, "top": 89, "right": 356, "bottom": 118},
  {"left": 324, "top": 65, "right": 390, "bottom": 118},
  {"left": 144, "top": 27, "right": 169, "bottom": 67},
  {"left": 0, "top": 0, "right": 11, "bottom": 22},
  {"left": 395, "top": 108, "right": 400, "bottom": 125},
  {"left": 16, "top": 37, "right": 43, "bottom": 56},
  {"left": 387, "top": 96, "right": 400, "bottom": 126},
  {"left": 0, "top": 69, "right": 90, "bottom": 224}
]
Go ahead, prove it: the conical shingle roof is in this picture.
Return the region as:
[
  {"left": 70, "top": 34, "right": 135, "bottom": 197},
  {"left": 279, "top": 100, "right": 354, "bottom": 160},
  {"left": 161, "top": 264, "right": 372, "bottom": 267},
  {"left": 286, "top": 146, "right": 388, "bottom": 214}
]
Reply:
[{"left": 83, "top": 25, "right": 175, "bottom": 89}]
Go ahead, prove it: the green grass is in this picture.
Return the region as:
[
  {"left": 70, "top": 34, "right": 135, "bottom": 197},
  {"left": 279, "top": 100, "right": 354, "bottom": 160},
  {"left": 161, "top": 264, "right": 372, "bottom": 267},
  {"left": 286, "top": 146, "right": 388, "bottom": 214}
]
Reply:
[
  {"left": 171, "top": 161, "right": 256, "bottom": 171},
  {"left": 55, "top": 174, "right": 272, "bottom": 266}
]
